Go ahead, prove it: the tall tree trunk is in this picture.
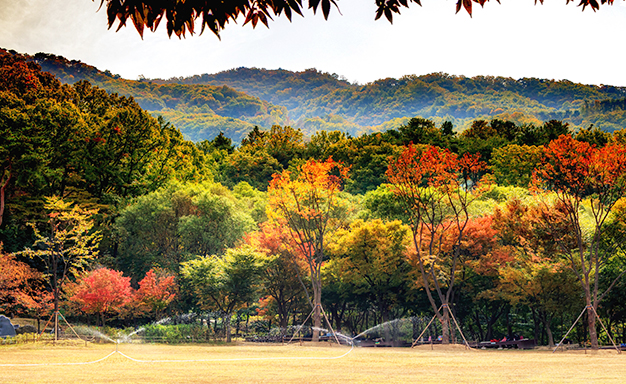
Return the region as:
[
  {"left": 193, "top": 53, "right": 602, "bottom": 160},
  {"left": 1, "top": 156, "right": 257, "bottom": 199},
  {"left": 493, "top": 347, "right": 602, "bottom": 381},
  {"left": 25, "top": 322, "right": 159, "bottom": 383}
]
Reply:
[
  {"left": 0, "top": 173, "right": 8, "bottom": 228},
  {"left": 539, "top": 310, "right": 555, "bottom": 348},
  {"left": 506, "top": 310, "right": 513, "bottom": 339},
  {"left": 279, "top": 308, "right": 288, "bottom": 329},
  {"left": 474, "top": 310, "right": 485, "bottom": 341},
  {"left": 531, "top": 307, "right": 541, "bottom": 344},
  {"left": 312, "top": 282, "right": 321, "bottom": 342},
  {"left": 52, "top": 253, "right": 59, "bottom": 343},
  {"left": 441, "top": 306, "right": 451, "bottom": 344},
  {"left": 225, "top": 314, "right": 232, "bottom": 342},
  {"left": 581, "top": 281, "right": 599, "bottom": 349},
  {"left": 379, "top": 296, "right": 392, "bottom": 342},
  {"left": 587, "top": 304, "right": 598, "bottom": 349}
]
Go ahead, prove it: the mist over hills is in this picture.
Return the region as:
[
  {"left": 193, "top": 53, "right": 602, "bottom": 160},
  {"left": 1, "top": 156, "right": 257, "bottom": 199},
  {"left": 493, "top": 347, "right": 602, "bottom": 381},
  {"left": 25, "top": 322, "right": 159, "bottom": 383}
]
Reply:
[{"left": 23, "top": 50, "right": 626, "bottom": 143}]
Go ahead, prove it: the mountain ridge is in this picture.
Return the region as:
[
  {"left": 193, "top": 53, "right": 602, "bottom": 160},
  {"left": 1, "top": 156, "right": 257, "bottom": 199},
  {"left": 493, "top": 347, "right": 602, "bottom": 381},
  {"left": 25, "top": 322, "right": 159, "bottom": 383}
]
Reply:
[{"left": 13, "top": 49, "right": 626, "bottom": 141}]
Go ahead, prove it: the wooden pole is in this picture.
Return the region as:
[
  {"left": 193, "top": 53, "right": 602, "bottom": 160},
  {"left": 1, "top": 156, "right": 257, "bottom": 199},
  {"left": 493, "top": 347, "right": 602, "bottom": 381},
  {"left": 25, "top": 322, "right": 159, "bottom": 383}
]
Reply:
[
  {"left": 58, "top": 312, "right": 83, "bottom": 341},
  {"left": 411, "top": 306, "right": 443, "bottom": 348},
  {"left": 37, "top": 312, "right": 55, "bottom": 342},
  {"left": 445, "top": 304, "right": 473, "bottom": 349},
  {"left": 319, "top": 305, "right": 341, "bottom": 345},
  {"left": 54, "top": 311, "right": 58, "bottom": 343},
  {"left": 553, "top": 306, "right": 588, "bottom": 353},
  {"left": 287, "top": 307, "right": 315, "bottom": 344}
]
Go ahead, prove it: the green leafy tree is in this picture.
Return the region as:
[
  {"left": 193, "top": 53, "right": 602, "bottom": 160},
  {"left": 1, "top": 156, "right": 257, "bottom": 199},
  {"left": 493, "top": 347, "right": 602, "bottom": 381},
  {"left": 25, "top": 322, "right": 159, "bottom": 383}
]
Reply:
[
  {"left": 261, "top": 125, "right": 306, "bottom": 169},
  {"left": 361, "top": 184, "right": 411, "bottom": 223},
  {"left": 178, "top": 188, "right": 255, "bottom": 257},
  {"left": 0, "top": 50, "right": 75, "bottom": 232},
  {"left": 575, "top": 125, "right": 612, "bottom": 147},
  {"left": 397, "top": 117, "right": 444, "bottom": 147},
  {"left": 326, "top": 219, "right": 413, "bottom": 324},
  {"left": 71, "top": 81, "right": 207, "bottom": 198},
  {"left": 219, "top": 149, "right": 283, "bottom": 191},
  {"left": 181, "top": 246, "right": 265, "bottom": 342},
  {"left": 459, "top": 120, "right": 510, "bottom": 162},
  {"left": 305, "top": 130, "right": 352, "bottom": 163},
  {"left": 344, "top": 133, "right": 404, "bottom": 194},
  {"left": 490, "top": 144, "right": 543, "bottom": 187},
  {"left": 0, "top": 92, "right": 47, "bottom": 228},
  {"left": 114, "top": 182, "right": 255, "bottom": 280}
]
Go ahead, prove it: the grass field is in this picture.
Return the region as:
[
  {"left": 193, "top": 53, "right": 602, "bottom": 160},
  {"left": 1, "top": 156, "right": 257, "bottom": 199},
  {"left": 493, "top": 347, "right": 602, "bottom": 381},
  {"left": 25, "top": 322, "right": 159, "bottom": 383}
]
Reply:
[{"left": 1, "top": 342, "right": 625, "bottom": 383}]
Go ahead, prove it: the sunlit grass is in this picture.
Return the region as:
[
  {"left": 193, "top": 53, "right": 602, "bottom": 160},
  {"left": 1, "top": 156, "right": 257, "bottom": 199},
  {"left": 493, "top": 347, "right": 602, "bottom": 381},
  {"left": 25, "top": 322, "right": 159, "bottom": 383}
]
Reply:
[{"left": 1, "top": 342, "right": 625, "bottom": 383}]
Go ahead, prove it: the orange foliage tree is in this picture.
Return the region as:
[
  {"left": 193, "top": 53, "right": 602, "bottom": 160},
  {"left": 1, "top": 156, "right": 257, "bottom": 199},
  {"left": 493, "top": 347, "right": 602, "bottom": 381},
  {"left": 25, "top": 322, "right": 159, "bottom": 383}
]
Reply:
[
  {"left": 452, "top": 215, "right": 515, "bottom": 342},
  {"left": 0, "top": 245, "right": 51, "bottom": 323},
  {"left": 533, "top": 135, "right": 626, "bottom": 349},
  {"left": 69, "top": 268, "right": 133, "bottom": 326},
  {"left": 245, "top": 222, "right": 307, "bottom": 329},
  {"left": 491, "top": 199, "right": 581, "bottom": 347},
  {"left": 386, "top": 144, "right": 486, "bottom": 344},
  {"left": 267, "top": 158, "right": 349, "bottom": 342}
]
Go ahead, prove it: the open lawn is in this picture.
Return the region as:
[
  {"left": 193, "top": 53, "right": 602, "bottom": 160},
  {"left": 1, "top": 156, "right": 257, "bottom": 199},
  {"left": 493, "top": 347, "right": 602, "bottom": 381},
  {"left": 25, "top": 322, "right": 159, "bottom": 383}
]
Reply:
[{"left": 1, "top": 342, "right": 624, "bottom": 383}]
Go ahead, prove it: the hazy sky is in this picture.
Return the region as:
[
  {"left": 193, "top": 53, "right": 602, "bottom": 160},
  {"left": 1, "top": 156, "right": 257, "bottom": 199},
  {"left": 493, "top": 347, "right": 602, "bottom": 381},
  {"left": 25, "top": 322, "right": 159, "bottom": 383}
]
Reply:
[{"left": 1, "top": 0, "right": 626, "bottom": 86}]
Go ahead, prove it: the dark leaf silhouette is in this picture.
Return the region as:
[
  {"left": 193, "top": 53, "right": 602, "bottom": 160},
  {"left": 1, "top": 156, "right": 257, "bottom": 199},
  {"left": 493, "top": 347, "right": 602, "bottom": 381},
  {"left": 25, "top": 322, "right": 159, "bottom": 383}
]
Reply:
[{"left": 96, "top": 0, "right": 616, "bottom": 38}]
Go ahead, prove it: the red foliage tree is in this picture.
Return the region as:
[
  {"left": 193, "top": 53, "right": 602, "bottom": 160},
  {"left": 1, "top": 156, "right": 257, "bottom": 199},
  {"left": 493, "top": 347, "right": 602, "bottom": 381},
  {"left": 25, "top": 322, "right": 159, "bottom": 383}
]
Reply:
[
  {"left": 135, "top": 269, "right": 177, "bottom": 321},
  {"left": 69, "top": 268, "right": 133, "bottom": 326},
  {"left": 533, "top": 135, "right": 626, "bottom": 349},
  {"left": 386, "top": 144, "right": 486, "bottom": 344}
]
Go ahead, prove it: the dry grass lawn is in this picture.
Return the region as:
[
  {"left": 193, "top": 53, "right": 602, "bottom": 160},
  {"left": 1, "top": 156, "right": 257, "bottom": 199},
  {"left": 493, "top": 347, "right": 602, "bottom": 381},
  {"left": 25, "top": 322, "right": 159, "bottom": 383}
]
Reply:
[{"left": 1, "top": 342, "right": 625, "bottom": 383}]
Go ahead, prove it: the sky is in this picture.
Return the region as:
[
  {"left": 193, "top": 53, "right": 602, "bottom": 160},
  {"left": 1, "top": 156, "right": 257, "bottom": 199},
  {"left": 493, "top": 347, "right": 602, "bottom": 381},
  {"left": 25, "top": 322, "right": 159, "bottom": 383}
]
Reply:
[{"left": 1, "top": 0, "right": 626, "bottom": 86}]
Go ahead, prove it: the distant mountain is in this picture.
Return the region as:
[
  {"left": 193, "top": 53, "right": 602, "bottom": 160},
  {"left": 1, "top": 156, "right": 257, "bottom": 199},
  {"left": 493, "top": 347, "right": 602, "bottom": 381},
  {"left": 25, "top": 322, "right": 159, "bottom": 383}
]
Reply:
[
  {"left": 164, "top": 68, "right": 626, "bottom": 132},
  {"left": 30, "top": 52, "right": 288, "bottom": 143},
  {"left": 25, "top": 50, "right": 626, "bottom": 141},
  {"left": 160, "top": 67, "right": 353, "bottom": 120}
]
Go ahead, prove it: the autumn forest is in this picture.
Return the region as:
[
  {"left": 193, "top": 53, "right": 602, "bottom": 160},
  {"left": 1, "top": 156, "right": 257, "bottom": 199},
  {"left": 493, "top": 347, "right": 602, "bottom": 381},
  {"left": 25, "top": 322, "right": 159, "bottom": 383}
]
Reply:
[{"left": 3, "top": 48, "right": 626, "bottom": 349}]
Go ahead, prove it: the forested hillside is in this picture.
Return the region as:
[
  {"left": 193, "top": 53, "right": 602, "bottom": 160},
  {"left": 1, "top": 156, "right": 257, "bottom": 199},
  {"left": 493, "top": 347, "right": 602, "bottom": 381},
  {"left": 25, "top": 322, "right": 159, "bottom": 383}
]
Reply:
[
  {"left": 28, "top": 51, "right": 289, "bottom": 143},
  {"left": 21, "top": 49, "right": 626, "bottom": 143},
  {"left": 165, "top": 68, "right": 626, "bottom": 133}
]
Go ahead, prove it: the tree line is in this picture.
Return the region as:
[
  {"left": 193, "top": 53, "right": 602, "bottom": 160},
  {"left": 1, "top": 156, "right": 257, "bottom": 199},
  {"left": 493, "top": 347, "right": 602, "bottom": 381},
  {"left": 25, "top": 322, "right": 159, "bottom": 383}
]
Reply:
[{"left": 2, "top": 49, "right": 626, "bottom": 348}]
